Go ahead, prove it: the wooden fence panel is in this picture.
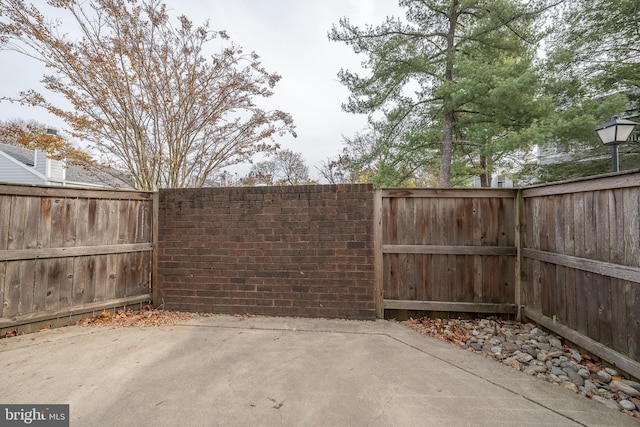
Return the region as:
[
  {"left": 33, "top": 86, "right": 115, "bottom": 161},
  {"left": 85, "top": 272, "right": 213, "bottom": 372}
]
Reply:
[
  {"left": 522, "top": 171, "right": 640, "bottom": 378},
  {"left": 379, "top": 188, "right": 518, "bottom": 314},
  {"left": 0, "top": 184, "right": 154, "bottom": 332}
]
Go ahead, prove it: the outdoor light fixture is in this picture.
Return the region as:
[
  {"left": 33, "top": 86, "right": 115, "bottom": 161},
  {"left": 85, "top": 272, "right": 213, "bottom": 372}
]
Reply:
[{"left": 595, "top": 116, "right": 638, "bottom": 172}]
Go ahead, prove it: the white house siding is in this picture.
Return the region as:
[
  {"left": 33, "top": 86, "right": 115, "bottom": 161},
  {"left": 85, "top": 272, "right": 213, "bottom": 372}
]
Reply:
[
  {"left": 0, "top": 153, "right": 46, "bottom": 185},
  {"left": 34, "top": 150, "right": 47, "bottom": 176},
  {"left": 34, "top": 150, "right": 66, "bottom": 181},
  {"left": 48, "top": 157, "right": 65, "bottom": 181}
]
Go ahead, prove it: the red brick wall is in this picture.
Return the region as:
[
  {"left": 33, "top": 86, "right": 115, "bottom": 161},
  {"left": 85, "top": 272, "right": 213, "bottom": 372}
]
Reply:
[{"left": 156, "top": 185, "right": 375, "bottom": 319}]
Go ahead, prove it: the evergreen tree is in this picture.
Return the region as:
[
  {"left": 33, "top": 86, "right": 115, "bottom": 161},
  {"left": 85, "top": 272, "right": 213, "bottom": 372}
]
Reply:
[{"left": 329, "top": 0, "right": 552, "bottom": 187}]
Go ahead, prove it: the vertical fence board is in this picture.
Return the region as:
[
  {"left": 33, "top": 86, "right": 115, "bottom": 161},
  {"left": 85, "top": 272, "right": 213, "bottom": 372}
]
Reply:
[
  {"left": 0, "top": 195, "right": 10, "bottom": 250},
  {"left": 107, "top": 254, "right": 118, "bottom": 301},
  {"left": 571, "top": 193, "right": 588, "bottom": 336},
  {"left": 582, "top": 192, "right": 600, "bottom": 342},
  {"left": 21, "top": 198, "right": 39, "bottom": 314},
  {"left": 63, "top": 198, "right": 78, "bottom": 247},
  {"left": 629, "top": 284, "right": 640, "bottom": 361},
  {"left": 115, "top": 253, "right": 128, "bottom": 299},
  {"left": 4, "top": 261, "right": 21, "bottom": 317},
  {"left": 596, "top": 190, "right": 613, "bottom": 348},
  {"left": 0, "top": 261, "right": 5, "bottom": 318},
  {"left": 0, "top": 195, "right": 9, "bottom": 317},
  {"left": 563, "top": 194, "right": 577, "bottom": 330},
  {"left": 75, "top": 198, "right": 90, "bottom": 247},
  {"left": 7, "top": 195, "right": 24, "bottom": 250},
  {"left": 555, "top": 199, "right": 564, "bottom": 323},
  {"left": 624, "top": 187, "right": 640, "bottom": 359},
  {"left": 608, "top": 189, "right": 625, "bottom": 353},
  {"left": 117, "top": 199, "right": 131, "bottom": 244}
]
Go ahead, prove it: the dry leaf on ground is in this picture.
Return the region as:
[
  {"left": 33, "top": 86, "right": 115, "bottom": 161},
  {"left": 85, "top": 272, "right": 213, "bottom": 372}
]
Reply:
[{"left": 76, "top": 304, "right": 196, "bottom": 328}]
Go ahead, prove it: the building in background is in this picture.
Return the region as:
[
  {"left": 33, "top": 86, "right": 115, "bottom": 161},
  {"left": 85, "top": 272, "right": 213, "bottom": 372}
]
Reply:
[{"left": 0, "top": 142, "right": 131, "bottom": 189}]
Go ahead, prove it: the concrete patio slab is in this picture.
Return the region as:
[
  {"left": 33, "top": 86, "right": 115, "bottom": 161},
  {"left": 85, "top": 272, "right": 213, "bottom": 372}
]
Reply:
[{"left": 0, "top": 316, "right": 637, "bottom": 426}]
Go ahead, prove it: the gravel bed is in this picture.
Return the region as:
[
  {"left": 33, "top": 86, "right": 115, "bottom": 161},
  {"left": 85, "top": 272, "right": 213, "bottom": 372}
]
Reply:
[{"left": 405, "top": 317, "right": 640, "bottom": 420}]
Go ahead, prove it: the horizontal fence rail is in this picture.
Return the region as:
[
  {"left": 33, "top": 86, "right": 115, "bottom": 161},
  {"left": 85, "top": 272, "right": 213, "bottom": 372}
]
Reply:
[{"left": 0, "top": 184, "right": 154, "bottom": 332}]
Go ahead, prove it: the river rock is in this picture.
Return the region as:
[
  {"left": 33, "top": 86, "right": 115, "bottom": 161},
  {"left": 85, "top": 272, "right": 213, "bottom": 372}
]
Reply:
[
  {"left": 583, "top": 380, "right": 598, "bottom": 395},
  {"left": 577, "top": 368, "right": 590, "bottom": 379},
  {"left": 503, "top": 342, "right": 519, "bottom": 352},
  {"left": 597, "top": 370, "right": 613, "bottom": 383},
  {"left": 610, "top": 380, "right": 640, "bottom": 397},
  {"left": 621, "top": 380, "right": 640, "bottom": 392},
  {"left": 549, "top": 337, "right": 562, "bottom": 349},
  {"left": 619, "top": 399, "right": 636, "bottom": 411},
  {"left": 569, "top": 350, "right": 582, "bottom": 362},
  {"left": 562, "top": 382, "right": 579, "bottom": 393},
  {"left": 566, "top": 370, "right": 585, "bottom": 387},
  {"left": 605, "top": 367, "right": 620, "bottom": 377},
  {"left": 517, "top": 353, "right": 534, "bottom": 363}
]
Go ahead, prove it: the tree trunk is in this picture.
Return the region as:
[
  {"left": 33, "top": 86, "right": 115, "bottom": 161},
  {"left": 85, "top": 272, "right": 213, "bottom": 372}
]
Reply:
[
  {"left": 438, "top": 2, "right": 458, "bottom": 188},
  {"left": 440, "top": 113, "right": 454, "bottom": 187},
  {"left": 479, "top": 154, "right": 490, "bottom": 187}
]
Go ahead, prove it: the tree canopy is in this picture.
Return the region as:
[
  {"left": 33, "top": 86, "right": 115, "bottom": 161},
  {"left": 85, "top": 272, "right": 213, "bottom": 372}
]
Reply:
[
  {"left": 244, "top": 149, "right": 311, "bottom": 186},
  {"left": 526, "top": 0, "right": 640, "bottom": 182},
  {"left": 0, "top": 118, "right": 94, "bottom": 166},
  {"left": 329, "top": 0, "right": 552, "bottom": 187},
  {"left": 0, "top": 0, "right": 295, "bottom": 190}
]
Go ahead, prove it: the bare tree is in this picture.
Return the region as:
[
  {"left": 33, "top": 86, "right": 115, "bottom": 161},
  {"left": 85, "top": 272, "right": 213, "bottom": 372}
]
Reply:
[
  {"left": 245, "top": 149, "right": 311, "bottom": 186},
  {"left": 0, "top": 0, "right": 295, "bottom": 190}
]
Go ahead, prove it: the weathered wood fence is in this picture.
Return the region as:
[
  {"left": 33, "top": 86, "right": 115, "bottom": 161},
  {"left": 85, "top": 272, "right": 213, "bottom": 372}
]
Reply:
[
  {"left": 1, "top": 172, "right": 639, "bottom": 378},
  {"left": 374, "top": 188, "right": 518, "bottom": 318},
  {"left": 521, "top": 173, "right": 640, "bottom": 379},
  {"left": 0, "top": 184, "right": 154, "bottom": 333},
  {"left": 375, "top": 171, "right": 640, "bottom": 378}
]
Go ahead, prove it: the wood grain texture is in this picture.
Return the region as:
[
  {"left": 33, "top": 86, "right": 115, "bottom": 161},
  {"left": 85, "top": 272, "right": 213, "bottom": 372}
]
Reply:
[
  {"left": 0, "top": 187, "right": 153, "bottom": 326},
  {"left": 381, "top": 191, "right": 517, "bottom": 312},
  {"left": 522, "top": 174, "right": 640, "bottom": 365}
]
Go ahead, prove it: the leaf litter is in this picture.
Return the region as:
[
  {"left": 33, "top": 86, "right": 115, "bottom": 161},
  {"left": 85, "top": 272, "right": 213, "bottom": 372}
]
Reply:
[{"left": 76, "top": 304, "right": 211, "bottom": 328}]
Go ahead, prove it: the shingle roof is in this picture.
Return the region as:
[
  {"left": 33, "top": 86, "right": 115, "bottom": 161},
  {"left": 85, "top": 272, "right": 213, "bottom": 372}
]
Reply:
[
  {"left": 0, "top": 142, "right": 134, "bottom": 189},
  {"left": 0, "top": 142, "right": 34, "bottom": 165}
]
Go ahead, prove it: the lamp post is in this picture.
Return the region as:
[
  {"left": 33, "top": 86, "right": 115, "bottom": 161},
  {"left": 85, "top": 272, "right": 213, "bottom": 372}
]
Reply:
[{"left": 595, "top": 116, "right": 638, "bottom": 172}]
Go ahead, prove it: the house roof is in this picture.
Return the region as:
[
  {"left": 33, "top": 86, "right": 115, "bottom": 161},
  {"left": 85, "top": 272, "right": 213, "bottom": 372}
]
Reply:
[
  {"left": 0, "top": 142, "right": 134, "bottom": 189},
  {"left": 65, "top": 162, "right": 135, "bottom": 189},
  {"left": 0, "top": 142, "right": 35, "bottom": 166}
]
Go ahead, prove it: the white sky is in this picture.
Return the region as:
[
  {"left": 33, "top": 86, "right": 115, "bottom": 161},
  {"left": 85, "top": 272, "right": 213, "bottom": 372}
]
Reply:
[{"left": 0, "top": 0, "right": 403, "bottom": 181}]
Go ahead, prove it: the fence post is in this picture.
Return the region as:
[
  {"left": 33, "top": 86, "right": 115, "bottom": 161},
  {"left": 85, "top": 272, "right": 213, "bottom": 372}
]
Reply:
[
  {"left": 152, "top": 191, "right": 160, "bottom": 308},
  {"left": 514, "top": 189, "right": 524, "bottom": 322},
  {"left": 373, "top": 188, "right": 384, "bottom": 319}
]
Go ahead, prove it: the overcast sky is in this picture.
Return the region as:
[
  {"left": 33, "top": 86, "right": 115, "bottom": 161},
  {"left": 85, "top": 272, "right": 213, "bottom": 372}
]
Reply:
[{"left": 0, "top": 0, "right": 403, "bottom": 181}]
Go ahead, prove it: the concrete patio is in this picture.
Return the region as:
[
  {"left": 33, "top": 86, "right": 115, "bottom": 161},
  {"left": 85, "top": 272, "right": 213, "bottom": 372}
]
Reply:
[{"left": 1, "top": 315, "right": 637, "bottom": 426}]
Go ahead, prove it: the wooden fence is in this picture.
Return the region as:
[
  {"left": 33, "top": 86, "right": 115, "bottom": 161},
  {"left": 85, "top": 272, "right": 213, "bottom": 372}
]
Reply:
[
  {"left": 521, "top": 172, "right": 640, "bottom": 379},
  {"left": 0, "top": 184, "right": 154, "bottom": 333},
  {"left": 1, "top": 175, "right": 639, "bottom": 378},
  {"left": 374, "top": 188, "right": 519, "bottom": 318}
]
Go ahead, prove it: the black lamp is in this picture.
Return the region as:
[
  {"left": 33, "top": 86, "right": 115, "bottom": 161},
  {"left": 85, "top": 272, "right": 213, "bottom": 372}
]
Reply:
[{"left": 595, "top": 116, "right": 638, "bottom": 172}]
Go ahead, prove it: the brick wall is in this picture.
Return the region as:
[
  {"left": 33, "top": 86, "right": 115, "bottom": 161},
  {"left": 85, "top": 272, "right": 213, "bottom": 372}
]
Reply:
[{"left": 156, "top": 184, "right": 375, "bottom": 319}]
